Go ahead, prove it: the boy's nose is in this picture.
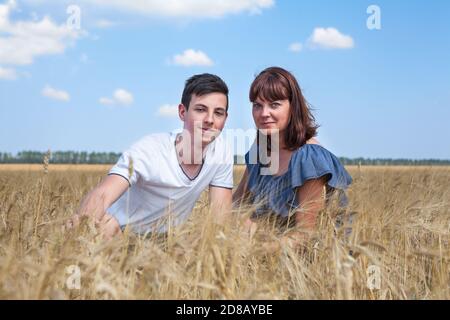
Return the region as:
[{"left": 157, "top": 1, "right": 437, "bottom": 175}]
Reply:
[{"left": 204, "top": 112, "right": 214, "bottom": 125}]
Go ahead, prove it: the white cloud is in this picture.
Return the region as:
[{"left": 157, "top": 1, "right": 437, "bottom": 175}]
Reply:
[
  {"left": 288, "top": 42, "right": 302, "bottom": 53},
  {"left": 157, "top": 104, "right": 179, "bottom": 117},
  {"left": 171, "top": 49, "right": 214, "bottom": 67},
  {"left": 114, "top": 89, "right": 133, "bottom": 105},
  {"left": 307, "top": 27, "right": 354, "bottom": 50},
  {"left": 0, "top": 66, "right": 17, "bottom": 80},
  {"left": 95, "top": 19, "right": 115, "bottom": 28},
  {"left": 0, "top": 0, "right": 83, "bottom": 66},
  {"left": 81, "top": 0, "right": 274, "bottom": 18},
  {"left": 42, "top": 85, "right": 70, "bottom": 102},
  {"left": 100, "top": 88, "right": 134, "bottom": 106},
  {"left": 99, "top": 97, "right": 115, "bottom": 105}
]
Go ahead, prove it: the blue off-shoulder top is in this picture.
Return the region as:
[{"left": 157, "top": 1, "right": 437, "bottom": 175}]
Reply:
[{"left": 244, "top": 143, "right": 353, "bottom": 218}]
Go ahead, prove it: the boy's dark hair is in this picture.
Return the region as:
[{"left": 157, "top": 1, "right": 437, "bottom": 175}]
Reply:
[{"left": 181, "top": 73, "right": 229, "bottom": 110}]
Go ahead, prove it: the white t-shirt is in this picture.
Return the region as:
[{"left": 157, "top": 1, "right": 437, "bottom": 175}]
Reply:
[{"left": 106, "top": 131, "right": 234, "bottom": 234}]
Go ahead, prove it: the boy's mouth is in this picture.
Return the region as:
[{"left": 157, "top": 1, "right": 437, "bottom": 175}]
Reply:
[
  {"left": 200, "top": 128, "right": 220, "bottom": 140},
  {"left": 201, "top": 127, "right": 216, "bottom": 133}
]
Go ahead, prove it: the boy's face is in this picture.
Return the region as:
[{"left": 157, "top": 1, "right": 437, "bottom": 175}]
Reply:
[{"left": 179, "top": 93, "right": 228, "bottom": 147}]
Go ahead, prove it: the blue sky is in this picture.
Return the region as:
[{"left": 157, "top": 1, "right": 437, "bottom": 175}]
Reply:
[{"left": 1, "top": 0, "right": 449, "bottom": 159}]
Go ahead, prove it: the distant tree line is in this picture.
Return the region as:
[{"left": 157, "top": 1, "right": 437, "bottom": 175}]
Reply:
[
  {"left": 233, "top": 155, "right": 450, "bottom": 166},
  {"left": 0, "top": 151, "right": 121, "bottom": 164},
  {"left": 0, "top": 151, "right": 449, "bottom": 166},
  {"left": 337, "top": 157, "right": 450, "bottom": 166}
]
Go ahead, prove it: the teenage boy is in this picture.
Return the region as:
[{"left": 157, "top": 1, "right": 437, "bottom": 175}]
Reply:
[{"left": 70, "top": 74, "right": 233, "bottom": 237}]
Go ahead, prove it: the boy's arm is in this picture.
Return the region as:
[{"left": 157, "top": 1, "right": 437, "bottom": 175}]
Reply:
[
  {"left": 75, "top": 174, "right": 129, "bottom": 223},
  {"left": 209, "top": 186, "right": 232, "bottom": 225}
]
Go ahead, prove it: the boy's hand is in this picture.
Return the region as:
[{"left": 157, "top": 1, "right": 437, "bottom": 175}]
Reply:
[{"left": 98, "top": 214, "right": 122, "bottom": 239}]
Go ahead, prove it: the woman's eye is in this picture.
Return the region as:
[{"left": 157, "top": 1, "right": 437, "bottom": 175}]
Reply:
[
  {"left": 253, "top": 104, "right": 261, "bottom": 109},
  {"left": 271, "top": 103, "right": 280, "bottom": 108}
]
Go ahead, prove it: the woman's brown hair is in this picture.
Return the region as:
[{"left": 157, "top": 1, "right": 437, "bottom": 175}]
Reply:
[{"left": 250, "top": 67, "right": 319, "bottom": 151}]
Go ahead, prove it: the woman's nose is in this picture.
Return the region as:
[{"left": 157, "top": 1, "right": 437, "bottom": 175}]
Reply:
[{"left": 260, "top": 106, "right": 271, "bottom": 118}]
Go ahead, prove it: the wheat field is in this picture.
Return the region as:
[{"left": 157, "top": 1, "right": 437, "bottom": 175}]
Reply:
[{"left": 0, "top": 164, "right": 449, "bottom": 299}]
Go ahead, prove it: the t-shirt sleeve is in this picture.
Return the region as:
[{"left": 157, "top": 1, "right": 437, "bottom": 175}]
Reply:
[
  {"left": 108, "top": 137, "right": 153, "bottom": 186},
  {"left": 210, "top": 141, "right": 234, "bottom": 189}
]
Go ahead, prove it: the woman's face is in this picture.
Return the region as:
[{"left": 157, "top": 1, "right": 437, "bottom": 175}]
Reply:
[{"left": 252, "top": 97, "right": 291, "bottom": 135}]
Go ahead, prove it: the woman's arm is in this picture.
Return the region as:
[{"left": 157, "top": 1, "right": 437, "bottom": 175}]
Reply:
[
  {"left": 232, "top": 168, "right": 258, "bottom": 237},
  {"left": 294, "top": 175, "right": 328, "bottom": 230},
  {"left": 232, "top": 168, "right": 250, "bottom": 206},
  {"left": 285, "top": 176, "right": 328, "bottom": 246},
  {"left": 262, "top": 176, "right": 328, "bottom": 252}
]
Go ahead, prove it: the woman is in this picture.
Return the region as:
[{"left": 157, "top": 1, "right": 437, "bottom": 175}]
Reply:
[{"left": 233, "top": 67, "right": 352, "bottom": 251}]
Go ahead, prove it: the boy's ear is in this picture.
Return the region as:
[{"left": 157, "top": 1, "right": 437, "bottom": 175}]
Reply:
[{"left": 178, "top": 104, "right": 187, "bottom": 121}]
